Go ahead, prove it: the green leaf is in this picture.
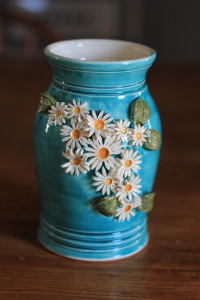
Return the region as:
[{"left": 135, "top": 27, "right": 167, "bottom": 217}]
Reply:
[
  {"left": 95, "top": 196, "right": 119, "bottom": 217},
  {"left": 143, "top": 129, "right": 161, "bottom": 151},
  {"left": 137, "top": 192, "right": 155, "bottom": 212},
  {"left": 130, "top": 97, "right": 150, "bottom": 125},
  {"left": 37, "top": 92, "right": 56, "bottom": 114}
]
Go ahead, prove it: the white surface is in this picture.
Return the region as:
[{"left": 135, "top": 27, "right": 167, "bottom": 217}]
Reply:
[{"left": 45, "top": 39, "right": 154, "bottom": 62}]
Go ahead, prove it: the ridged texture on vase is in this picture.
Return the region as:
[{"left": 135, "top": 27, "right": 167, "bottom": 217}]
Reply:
[{"left": 38, "top": 217, "right": 148, "bottom": 261}]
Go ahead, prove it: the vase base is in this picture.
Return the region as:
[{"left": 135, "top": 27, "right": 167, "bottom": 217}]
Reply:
[
  {"left": 38, "top": 217, "right": 148, "bottom": 261},
  {"left": 38, "top": 234, "right": 148, "bottom": 262}
]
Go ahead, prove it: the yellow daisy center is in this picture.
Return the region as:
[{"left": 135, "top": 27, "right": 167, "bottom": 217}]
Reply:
[
  {"left": 124, "top": 184, "right": 132, "bottom": 192},
  {"left": 104, "top": 178, "right": 112, "bottom": 186},
  {"left": 73, "top": 106, "right": 80, "bottom": 114},
  {"left": 124, "top": 160, "right": 132, "bottom": 168},
  {"left": 97, "top": 147, "right": 110, "bottom": 160},
  {"left": 55, "top": 110, "right": 62, "bottom": 117},
  {"left": 71, "top": 129, "right": 81, "bottom": 140},
  {"left": 120, "top": 126, "right": 127, "bottom": 134},
  {"left": 135, "top": 132, "right": 142, "bottom": 140},
  {"left": 124, "top": 204, "right": 132, "bottom": 213},
  {"left": 72, "top": 157, "right": 81, "bottom": 165},
  {"left": 94, "top": 119, "right": 105, "bottom": 131}
]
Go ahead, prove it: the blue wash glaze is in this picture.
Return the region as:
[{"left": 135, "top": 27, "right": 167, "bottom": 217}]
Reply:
[{"left": 34, "top": 39, "right": 161, "bottom": 261}]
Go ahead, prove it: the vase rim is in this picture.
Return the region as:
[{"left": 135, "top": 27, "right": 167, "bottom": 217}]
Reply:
[{"left": 45, "top": 39, "right": 156, "bottom": 67}]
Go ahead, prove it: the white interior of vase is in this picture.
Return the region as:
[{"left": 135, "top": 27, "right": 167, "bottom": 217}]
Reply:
[{"left": 46, "top": 39, "right": 154, "bottom": 62}]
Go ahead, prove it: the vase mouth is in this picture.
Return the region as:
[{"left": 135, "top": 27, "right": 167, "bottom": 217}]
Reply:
[
  {"left": 45, "top": 39, "right": 155, "bottom": 64},
  {"left": 45, "top": 39, "right": 156, "bottom": 90}
]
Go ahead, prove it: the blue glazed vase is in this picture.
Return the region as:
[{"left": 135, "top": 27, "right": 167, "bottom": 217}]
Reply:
[{"left": 34, "top": 39, "right": 161, "bottom": 261}]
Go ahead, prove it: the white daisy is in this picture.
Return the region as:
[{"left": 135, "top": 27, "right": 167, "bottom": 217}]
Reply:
[
  {"left": 130, "top": 124, "right": 147, "bottom": 147},
  {"left": 48, "top": 102, "right": 68, "bottom": 125},
  {"left": 85, "top": 110, "right": 115, "bottom": 137},
  {"left": 116, "top": 174, "right": 142, "bottom": 201},
  {"left": 61, "top": 149, "right": 90, "bottom": 176},
  {"left": 115, "top": 196, "right": 142, "bottom": 222},
  {"left": 66, "top": 99, "right": 89, "bottom": 121},
  {"left": 84, "top": 135, "right": 122, "bottom": 171},
  {"left": 116, "top": 149, "right": 142, "bottom": 178},
  {"left": 60, "top": 118, "right": 88, "bottom": 149},
  {"left": 114, "top": 120, "right": 131, "bottom": 142},
  {"left": 92, "top": 167, "right": 119, "bottom": 195}
]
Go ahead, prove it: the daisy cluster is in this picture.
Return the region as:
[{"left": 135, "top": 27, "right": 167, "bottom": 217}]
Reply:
[{"left": 47, "top": 99, "right": 148, "bottom": 222}]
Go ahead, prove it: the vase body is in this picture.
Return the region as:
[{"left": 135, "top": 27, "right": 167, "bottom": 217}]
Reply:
[{"left": 34, "top": 40, "right": 161, "bottom": 261}]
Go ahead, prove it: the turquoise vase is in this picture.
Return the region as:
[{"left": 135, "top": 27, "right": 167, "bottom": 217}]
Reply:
[{"left": 34, "top": 39, "right": 161, "bottom": 261}]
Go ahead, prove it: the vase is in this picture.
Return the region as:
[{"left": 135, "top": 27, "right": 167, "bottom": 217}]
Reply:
[{"left": 34, "top": 39, "right": 161, "bottom": 261}]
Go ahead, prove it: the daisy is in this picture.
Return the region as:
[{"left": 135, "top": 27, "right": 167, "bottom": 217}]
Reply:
[
  {"left": 92, "top": 167, "right": 119, "bottom": 195},
  {"left": 85, "top": 110, "right": 115, "bottom": 137},
  {"left": 66, "top": 99, "right": 89, "bottom": 121},
  {"left": 84, "top": 135, "right": 122, "bottom": 171},
  {"left": 130, "top": 124, "right": 147, "bottom": 147},
  {"left": 115, "top": 196, "right": 142, "bottom": 222},
  {"left": 116, "top": 149, "right": 142, "bottom": 178},
  {"left": 116, "top": 174, "right": 142, "bottom": 201},
  {"left": 60, "top": 118, "right": 88, "bottom": 149},
  {"left": 61, "top": 149, "right": 90, "bottom": 176},
  {"left": 48, "top": 102, "right": 68, "bottom": 125},
  {"left": 114, "top": 120, "right": 131, "bottom": 142}
]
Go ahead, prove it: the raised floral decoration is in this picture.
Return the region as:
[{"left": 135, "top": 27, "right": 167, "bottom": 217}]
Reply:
[{"left": 38, "top": 93, "right": 160, "bottom": 222}]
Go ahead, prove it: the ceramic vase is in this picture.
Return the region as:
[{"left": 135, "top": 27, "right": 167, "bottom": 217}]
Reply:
[{"left": 34, "top": 39, "right": 161, "bottom": 261}]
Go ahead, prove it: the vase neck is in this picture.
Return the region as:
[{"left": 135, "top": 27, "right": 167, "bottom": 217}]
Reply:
[
  {"left": 49, "top": 62, "right": 153, "bottom": 95},
  {"left": 46, "top": 40, "right": 156, "bottom": 94},
  {"left": 52, "top": 74, "right": 146, "bottom": 95}
]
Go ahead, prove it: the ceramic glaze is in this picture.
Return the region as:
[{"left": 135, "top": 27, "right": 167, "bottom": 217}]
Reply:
[{"left": 34, "top": 39, "right": 161, "bottom": 261}]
